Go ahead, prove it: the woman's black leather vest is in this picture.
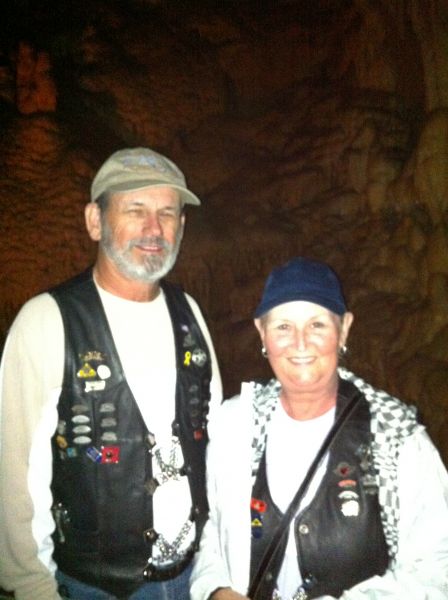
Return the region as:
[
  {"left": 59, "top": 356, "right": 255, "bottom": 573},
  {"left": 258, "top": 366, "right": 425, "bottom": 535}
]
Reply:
[
  {"left": 49, "top": 269, "right": 212, "bottom": 597},
  {"left": 249, "top": 380, "right": 389, "bottom": 599}
]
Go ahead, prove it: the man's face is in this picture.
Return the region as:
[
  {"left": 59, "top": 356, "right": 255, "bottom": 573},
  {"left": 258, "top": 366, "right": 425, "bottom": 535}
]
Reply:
[{"left": 99, "top": 186, "right": 185, "bottom": 283}]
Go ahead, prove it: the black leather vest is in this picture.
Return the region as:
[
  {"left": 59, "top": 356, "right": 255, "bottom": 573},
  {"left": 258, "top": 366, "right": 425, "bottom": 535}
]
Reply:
[
  {"left": 49, "top": 269, "right": 212, "bottom": 598},
  {"left": 249, "top": 380, "right": 389, "bottom": 599}
]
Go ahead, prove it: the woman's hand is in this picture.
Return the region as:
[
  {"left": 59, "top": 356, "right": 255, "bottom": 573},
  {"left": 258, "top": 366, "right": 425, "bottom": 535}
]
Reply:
[{"left": 210, "top": 588, "right": 250, "bottom": 600}]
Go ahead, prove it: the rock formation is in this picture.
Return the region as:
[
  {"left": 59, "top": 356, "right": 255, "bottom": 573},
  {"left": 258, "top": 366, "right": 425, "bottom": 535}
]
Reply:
[{"left": 0, "top": 0, "right": 447, "bottom": 459}]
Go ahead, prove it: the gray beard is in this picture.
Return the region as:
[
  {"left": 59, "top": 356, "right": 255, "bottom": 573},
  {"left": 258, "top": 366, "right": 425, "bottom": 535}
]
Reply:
[{"left": 100, "top": 223, "right": 183, "bottom": 283}]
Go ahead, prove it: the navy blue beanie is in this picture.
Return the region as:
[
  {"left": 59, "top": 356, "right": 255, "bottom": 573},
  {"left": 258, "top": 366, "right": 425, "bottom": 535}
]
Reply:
[{"left": 254, "top": 257, "right": 347, "bottom": 318}]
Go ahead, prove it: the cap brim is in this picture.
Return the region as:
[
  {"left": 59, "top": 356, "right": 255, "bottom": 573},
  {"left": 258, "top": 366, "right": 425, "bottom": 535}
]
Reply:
[
  {"left": 254, "top": 293, "right": 346, "bottom": 318},
  {"left": 93, "top": 179, "right": 201, "bottom": 206}
]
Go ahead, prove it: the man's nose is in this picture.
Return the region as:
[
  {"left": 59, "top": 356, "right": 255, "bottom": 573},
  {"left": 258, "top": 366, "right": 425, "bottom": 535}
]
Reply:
[{"left": 142, "top": 213, "right": 163, "bottom": 236}]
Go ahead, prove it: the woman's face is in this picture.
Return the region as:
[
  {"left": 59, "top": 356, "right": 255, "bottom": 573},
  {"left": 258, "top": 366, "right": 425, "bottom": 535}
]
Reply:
[{"left": 255, "top": 301, "right": 353, "bottom": 397}]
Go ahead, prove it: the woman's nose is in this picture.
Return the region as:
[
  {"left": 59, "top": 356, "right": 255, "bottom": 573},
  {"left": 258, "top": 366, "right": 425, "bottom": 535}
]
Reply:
[{"left": 292, "top": 328, "right": 307, "bottom": 350}]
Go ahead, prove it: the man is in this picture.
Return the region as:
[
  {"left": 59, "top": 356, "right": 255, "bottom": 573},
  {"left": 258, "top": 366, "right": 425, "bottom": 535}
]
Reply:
[{"left": 0, "top": 148, "right": 222, "bottom": 600}]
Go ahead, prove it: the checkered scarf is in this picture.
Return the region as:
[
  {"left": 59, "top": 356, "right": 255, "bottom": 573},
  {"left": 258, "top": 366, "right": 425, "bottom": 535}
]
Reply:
[{"left": 250, "top": 368, "right": 418, "bottom": 562}]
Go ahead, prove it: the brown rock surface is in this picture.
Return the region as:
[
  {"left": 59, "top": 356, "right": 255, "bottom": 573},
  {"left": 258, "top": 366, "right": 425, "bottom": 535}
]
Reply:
[{"left": 0, "top": 0, "right": 447, "bottom": 461}]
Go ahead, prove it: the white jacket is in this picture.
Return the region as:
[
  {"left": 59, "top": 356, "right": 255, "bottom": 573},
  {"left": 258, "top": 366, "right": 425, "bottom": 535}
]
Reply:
[{"left": 190, "top": 380, "right": 448, "bottom": 600}]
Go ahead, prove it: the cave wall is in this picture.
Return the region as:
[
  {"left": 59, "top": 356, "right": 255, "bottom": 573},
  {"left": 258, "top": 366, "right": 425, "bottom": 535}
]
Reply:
[{"left": 0, "top": 0, "right": 447, "bottom": 460}]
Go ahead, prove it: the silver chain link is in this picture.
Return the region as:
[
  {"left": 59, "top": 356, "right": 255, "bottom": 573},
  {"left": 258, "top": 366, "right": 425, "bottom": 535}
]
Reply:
[
  {"left": 153, "top": 436, "right": 183, "bottom": 483},
  {"left": 272, "top": 588, "right": 308, "bottom": 600},
  {"left": 153, "top": 518, "right": 193, "bottom": 564}
]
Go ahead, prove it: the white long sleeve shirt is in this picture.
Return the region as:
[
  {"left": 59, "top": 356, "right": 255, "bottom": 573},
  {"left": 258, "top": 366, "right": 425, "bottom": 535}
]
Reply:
[{"left": 0, "top": 286, "right": 222, "bottom": 600}]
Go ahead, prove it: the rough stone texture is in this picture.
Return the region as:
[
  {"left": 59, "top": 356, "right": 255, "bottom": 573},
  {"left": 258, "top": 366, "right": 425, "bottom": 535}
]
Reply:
[{"left": 0, "top": 0, "right": 447, "bottom": 461}]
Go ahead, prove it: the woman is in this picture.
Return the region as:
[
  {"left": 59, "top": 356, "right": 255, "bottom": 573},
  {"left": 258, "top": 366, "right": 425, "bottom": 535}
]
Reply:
[{"left": 190, "top": 257, "right": 448, "bottom": 600}]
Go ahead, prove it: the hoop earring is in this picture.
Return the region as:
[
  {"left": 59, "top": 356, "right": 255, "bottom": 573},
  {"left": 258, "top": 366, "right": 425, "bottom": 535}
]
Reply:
[
  {"left": 261, "top": 346, "right": 268, "bottom": 358},
  {"left": 339, "top": 345, "right": 348, "bottom": 357}
]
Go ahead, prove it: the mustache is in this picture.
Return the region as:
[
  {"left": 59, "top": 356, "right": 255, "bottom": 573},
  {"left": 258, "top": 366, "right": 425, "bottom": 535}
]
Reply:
[{"left": 127, "top": 236, "right": 170, "bottom": 250}]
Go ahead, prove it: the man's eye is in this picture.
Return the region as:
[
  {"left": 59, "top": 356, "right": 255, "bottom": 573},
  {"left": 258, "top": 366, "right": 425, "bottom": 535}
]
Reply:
[{"left": 311, "top": 321, "right": 325, "bottom": 329}]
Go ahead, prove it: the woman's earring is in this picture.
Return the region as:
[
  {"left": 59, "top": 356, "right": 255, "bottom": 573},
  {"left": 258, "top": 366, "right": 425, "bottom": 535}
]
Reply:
[
  {"left": 339, "top": 345, "right": 348, "bottom": 357},
  {"left": 261, "top": 346, "right": 268, "bottom": 358}
]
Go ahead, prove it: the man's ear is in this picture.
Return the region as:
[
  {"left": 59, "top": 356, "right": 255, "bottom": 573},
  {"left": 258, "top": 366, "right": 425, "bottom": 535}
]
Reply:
[{"left": 85, "top": 202, "right": 102, "bottom": 242}]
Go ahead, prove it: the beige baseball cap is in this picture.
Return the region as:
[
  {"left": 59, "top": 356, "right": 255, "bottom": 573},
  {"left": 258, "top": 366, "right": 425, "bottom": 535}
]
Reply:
[{"left": 90, "top": 147, "right": 201, "bottom": 205}]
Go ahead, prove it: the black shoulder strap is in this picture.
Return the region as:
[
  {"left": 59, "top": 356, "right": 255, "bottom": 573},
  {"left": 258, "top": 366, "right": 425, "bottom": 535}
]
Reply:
[{"left": 248, "top": 392, "right": 362, "bottom": 599}]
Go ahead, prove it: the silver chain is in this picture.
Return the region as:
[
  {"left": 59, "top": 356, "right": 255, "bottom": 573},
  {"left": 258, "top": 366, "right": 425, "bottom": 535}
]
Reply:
[
  {"left": 153, "top": 518, "right": 193, "bottom": 564},
  {"left": 149, "top": 435, "right": 193, "bottom": 565},
  {"left": 272, "top": 588, "right": 308, "bottom": 600},
  {"left": 152, "top": 436, "right": 183, "bottom": 483}
]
